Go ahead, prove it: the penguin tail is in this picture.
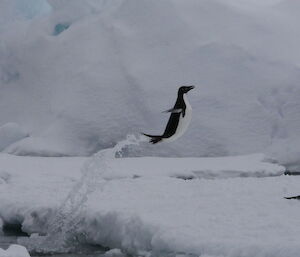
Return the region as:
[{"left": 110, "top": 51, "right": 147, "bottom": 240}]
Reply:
[{"left": 142, "top": 133, "right": 163, "bottom": 144}]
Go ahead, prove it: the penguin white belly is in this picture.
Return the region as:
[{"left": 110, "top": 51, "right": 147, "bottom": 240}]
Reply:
[{"left": 164, "top": 94, "right": 192, "bottom": 142}]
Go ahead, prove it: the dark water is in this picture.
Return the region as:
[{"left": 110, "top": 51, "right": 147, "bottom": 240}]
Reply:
[
  {"left": 0, "top": 229, "right": 107, "bottom": 257},
  {"left": 0, "top": 223, "right": 119, "bottom": 257}
]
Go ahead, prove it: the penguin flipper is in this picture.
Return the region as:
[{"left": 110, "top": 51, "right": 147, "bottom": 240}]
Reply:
[
  {"left": 162, "top": 108, "right": 182, "bottom": 114},
  {"left": 285, "top": 195, "right": 300, "bottom": 200},
  {"left": 142, "top": 133, "right": 163, "bottom": 144}
]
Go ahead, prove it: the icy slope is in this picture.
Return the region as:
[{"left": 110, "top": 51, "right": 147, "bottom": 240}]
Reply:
[
  {"left": 0, "top": 0, "right": 300, "bottom": 168},
  {"left": 0, "top": 150, "right": 299, "bottom": 257}
]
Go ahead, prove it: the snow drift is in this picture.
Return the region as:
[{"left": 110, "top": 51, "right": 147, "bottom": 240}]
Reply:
[{"left": 0, "top": 0, "right": 300, "bottom": 168}]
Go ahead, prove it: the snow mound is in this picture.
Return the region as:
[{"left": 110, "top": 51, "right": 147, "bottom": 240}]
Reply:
[
  {"left": 0, "top": 0, "right": 300, "bottom": 167},
  {"left": 0, "top": 123, "right": 28, "bottom": 151},
  {"left": 0, "top": 245, "right": 30, "bottom": 257}
]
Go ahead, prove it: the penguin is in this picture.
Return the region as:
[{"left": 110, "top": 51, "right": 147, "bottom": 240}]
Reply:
[
  {"left": 143, "top": 85, "right": 194, "bottom": 144},
  {"left": 285, "top": 195, "right": 300, "bottom": 200}
]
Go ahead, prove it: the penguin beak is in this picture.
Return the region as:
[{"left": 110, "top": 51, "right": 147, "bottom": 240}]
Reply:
[{"left": 187, "top": 85, "right": 195, "bottom": 91}]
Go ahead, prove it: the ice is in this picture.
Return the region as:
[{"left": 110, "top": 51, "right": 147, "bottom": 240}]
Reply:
[
  {"left": 0, "top": 144, "right": 295, "bottom": 256},
  {"left": 13, "top": 0, "right": 51, "bottom": 19},
  {"left": 104, "top": 249, "right": 125, "bottom": 257},
  {"left": 1, "top": 2, "right": 300, "bottom": 254},
  {"left": 0, "top": 245, "right": 30, "bottom": 257},
  {"left": 0, "top": 0, "right": 50, "bottom": 31},
  {"left": 53, "top": 23, "right": 70, "bottom": 36},
  {"left": 0, "top": 0, "right": 300, "bottom": 168}
]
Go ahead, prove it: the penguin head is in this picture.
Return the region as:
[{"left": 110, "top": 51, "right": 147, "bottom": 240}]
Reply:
[{"left": 178, "top": 85, "right": 195, "bottom": 94}]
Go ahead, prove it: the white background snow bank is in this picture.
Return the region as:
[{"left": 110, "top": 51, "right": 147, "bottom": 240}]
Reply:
[
  {"left": 0, "top": 153, "right": 299, "bottom": 257},
  {"left": 0, "top": 0, "right": 300, "bottom": 169}
]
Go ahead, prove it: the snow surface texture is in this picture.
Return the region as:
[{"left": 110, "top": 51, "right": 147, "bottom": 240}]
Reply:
[
  {"left": 0, "top": 245, "right": 30, "bottom": 257},
  {"left": 0, "top": 137, "right": 298, "bottom": 257},
  {"left": 0, "top": 123, "right": 28, "bottom": 152},
  {"left": 0, "top": 0, "right": 300, "bottom": 169}
]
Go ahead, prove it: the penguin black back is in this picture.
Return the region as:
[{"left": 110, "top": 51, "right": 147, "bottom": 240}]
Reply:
[
  {"left": 143, "top": 86, "right": 194, "bottom": 144},
  {"left": 162, "top": 91, "right": 186, "bottom": 138}
]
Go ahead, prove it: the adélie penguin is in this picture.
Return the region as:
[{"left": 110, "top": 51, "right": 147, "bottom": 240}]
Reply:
[{"left": 143, "top": 85, "right": 195, "bottom": 144}]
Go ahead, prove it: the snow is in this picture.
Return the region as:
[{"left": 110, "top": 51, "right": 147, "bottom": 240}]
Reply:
[
  {"left": 0, "top": 153, "right": 85, "bottom": 226},
  {"left": 97, "top": 153, "right": 284, "bottom": 180},
  {"left": 0, "top": 0, "right": 50, "bottom": 32},
  {"left": 82, "top": 176, "right": 300, "bottom": 257},
  {"left": 0, "top": 245, "right": 30, "bottom": 257},
  {"left": 104, "top": 249, "right": 125, "bottom": 257},
  {"left": 265, "top": 137, "right": 300, "bottom": 171},
  {"left": 0, "top": 124, "right": 28, "bottom": 152},
  {"left": 0, "top": 0, "right": 300, "bottom": 169},
  {"left": 0, "top": 143, "right": 299, "bottom": 257},
  {"left": 1, "top": 0, "right": 300, "bottom": 256}
]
